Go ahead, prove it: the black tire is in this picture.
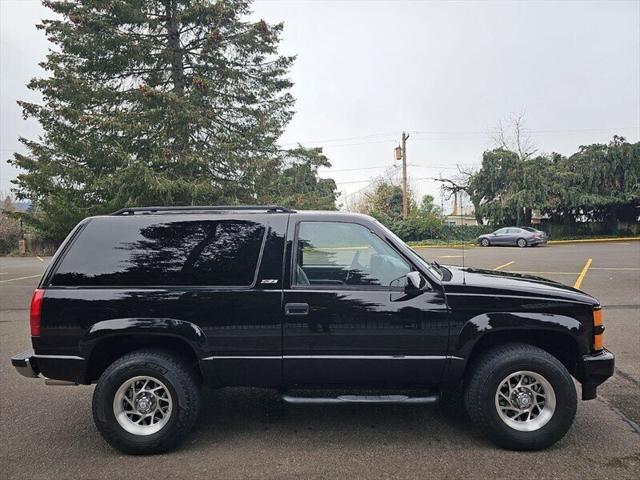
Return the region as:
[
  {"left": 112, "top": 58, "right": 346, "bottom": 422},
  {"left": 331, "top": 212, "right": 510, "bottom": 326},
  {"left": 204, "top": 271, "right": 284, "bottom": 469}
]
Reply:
[
  {"left": 92, "top": 349, "right": 201, "bottom": 455},
  {"left": 517, "top": 238, "right": 527, "bottom": 248},
  {"left": 481, "top": 238, "right": 490, "bottom": 247},
  {"left": 465, "top": 343, "right": 576, "bottom": 451}
]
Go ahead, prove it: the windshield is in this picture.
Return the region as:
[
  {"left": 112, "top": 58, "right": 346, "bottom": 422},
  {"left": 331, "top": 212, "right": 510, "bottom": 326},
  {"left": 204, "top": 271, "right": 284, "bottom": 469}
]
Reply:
[{"left": 374, "top": 220, "right": 443, "bottom": 280}]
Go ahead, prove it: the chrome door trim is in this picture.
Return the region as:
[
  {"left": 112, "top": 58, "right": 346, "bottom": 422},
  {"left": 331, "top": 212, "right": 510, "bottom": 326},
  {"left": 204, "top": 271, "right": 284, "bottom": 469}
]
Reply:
[
  {"left": 203, "top": 355, "right": 462, "bottom": 361},
  {"left": 33, "top": 355, "right": 85, "bottom": 361}
]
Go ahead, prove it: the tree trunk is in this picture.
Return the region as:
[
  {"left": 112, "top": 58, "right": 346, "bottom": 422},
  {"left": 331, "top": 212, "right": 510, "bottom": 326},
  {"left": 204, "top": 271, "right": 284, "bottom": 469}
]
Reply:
[
  {"left": 524, "top": 207, "right": 532, "bottom": 225},
  {"left": 166, "top": 1, "right": 186, "bottom": 94},
  {"left": 471, "top": 197, "right": 483, "bottom": 225}
]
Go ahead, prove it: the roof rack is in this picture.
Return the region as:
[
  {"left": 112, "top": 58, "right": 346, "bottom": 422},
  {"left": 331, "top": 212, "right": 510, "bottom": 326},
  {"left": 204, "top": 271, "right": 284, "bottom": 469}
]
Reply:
[{"left": 111, "top": 205, "right": 296, "bottom": 216}]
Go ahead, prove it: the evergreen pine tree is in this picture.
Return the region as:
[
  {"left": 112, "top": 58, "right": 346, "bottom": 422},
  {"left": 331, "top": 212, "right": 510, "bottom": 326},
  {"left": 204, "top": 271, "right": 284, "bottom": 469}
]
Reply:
[{"left": 9, "top": 0, "right": 334, "bottom": 240}]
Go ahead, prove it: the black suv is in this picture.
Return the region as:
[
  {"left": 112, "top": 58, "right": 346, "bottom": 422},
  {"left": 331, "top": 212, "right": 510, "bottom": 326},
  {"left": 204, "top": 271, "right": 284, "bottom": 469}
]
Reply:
[{"left": 11, "top": 206, "right": 614, "bottom": 454}]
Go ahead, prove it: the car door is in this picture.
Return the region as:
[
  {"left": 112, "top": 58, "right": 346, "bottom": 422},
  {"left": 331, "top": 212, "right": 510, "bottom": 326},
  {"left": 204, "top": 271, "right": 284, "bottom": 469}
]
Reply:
[
  {"left": 499, "top": 228, "right": 513, "bottom": 245},
  {"left": 507, "top": 228, "right": 523, "bottom": 245},
  {"left": 282, "top": 217, "right": 450, "bottom": 387},
  {"left": 493, "top": 228, "right": 509, "bottom": 245}
]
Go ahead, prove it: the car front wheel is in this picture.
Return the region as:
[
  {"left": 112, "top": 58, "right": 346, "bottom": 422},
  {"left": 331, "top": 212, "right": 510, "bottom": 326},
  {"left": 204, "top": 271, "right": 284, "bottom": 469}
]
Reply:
[
  {"left": 465, "top": 343, "right": 577, "bottom": 450},
  {"left": 517, "top": 238, "right": 527, "bottom": 248},
  {"left": 92, "top": 349, "right": 201, "bottom": 454},
  {"left": 481, "top": 238, "right": 490, "bottom": 247}
]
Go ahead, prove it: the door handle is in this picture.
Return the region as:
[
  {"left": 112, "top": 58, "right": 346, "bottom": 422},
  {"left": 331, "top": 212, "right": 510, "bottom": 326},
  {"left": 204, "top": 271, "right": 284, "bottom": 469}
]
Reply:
[{"left": 285, "top": 303, "right": 309, "bottom": 316}]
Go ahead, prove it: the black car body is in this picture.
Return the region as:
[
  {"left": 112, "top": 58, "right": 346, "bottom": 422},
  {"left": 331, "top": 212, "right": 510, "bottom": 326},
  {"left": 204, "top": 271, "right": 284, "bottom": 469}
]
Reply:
[
  {"left": 12, "top": 206, "right": 613, "bottom": 453},
  {"left": 478, "top": 227, "right": 547, "bottom": 247}
]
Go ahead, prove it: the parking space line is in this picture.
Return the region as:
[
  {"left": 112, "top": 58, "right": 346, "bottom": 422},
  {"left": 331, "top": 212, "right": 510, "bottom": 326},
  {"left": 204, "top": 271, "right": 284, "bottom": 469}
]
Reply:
[
  {"left": 511, "top": 271, "right": 579, "bottom": 275},
  {"left": 591, "top": 267, "right": 640, "bottom": 271},
  {"left": 0, "top": 274, "right": 42, "bottom": 283},
  {"left": 36, "top": 256, "right": 44, "bottom": 262},
  {"left": 438, "top": 255, "right": 463, "bottom": 258},
  {"left": 494, "top": 261, "right": 514, "bottom": 271},
  {"left": 574, "top": 258, "right": 593, "bottom": 289}
]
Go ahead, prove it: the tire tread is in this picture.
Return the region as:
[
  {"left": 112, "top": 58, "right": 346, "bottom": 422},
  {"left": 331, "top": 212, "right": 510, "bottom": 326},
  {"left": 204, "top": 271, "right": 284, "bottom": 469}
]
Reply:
[
  {"left": 465, "top": 343, "right": 576, "bottom": 450},
  {"left": 92, "top": 349, "right": 201, "bottom": 455}
]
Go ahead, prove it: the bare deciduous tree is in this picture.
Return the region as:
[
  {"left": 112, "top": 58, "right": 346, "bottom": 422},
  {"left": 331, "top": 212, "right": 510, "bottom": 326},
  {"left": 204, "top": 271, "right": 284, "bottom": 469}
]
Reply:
[
  {"left": 342, "top": 167, "right": 402, "bottom": 213},
  {"left": 491, "top": 112, "right": 538, "bottom": 160}
]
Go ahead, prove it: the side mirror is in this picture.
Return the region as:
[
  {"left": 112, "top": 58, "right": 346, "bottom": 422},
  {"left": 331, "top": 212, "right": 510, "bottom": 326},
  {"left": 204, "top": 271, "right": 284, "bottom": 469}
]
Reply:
[{"left": 405, "top": 271, "right": 427, "bottom": 293}]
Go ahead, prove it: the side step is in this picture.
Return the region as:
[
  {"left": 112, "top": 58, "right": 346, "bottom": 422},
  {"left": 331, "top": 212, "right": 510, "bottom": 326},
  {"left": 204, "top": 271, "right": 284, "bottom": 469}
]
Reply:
[{"left": 281, "top": 393, "right": 439, "bottom": 405}]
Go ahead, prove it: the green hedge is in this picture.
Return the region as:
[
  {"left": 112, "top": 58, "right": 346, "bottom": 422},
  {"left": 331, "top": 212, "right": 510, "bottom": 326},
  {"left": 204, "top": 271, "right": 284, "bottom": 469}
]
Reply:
[
  {"left": 379, "top": 216, "right": 494, "bottom": 243},
  {"left": 383, "top": 217, "right": 637, "bottom": 244}
]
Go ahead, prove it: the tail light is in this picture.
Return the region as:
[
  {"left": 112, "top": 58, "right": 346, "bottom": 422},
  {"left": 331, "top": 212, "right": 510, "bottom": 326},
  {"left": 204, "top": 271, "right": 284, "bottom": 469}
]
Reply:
[
  {"left": 593, "top": 307, "right": 604, "bottom": 351},
  {"left": 30, "top": 289, "right": 44, "bottom": 337}
]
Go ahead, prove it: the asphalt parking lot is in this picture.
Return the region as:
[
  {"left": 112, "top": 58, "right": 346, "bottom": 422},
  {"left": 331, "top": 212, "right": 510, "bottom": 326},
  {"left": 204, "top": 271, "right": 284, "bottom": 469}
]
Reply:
[{"left": 1, "top": 242, "right": 639, "bottom": 479}]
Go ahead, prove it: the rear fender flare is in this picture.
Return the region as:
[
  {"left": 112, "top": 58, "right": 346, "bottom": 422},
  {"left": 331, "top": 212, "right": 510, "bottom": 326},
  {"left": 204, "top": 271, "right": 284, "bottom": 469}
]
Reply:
[{"left": 79, "top": 317, "right": 207, "bottom": 359}]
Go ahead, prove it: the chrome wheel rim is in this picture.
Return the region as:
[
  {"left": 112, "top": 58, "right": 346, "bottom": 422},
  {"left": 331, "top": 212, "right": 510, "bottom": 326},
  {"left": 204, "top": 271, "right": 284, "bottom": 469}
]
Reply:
[
  {"left": 113, "top": 375, "right": 173, "bottom": 436},
  {"left": 518, "top": 239, "right": 526, "bottom": 247},
  {"left": 495, "top": 370, "right": 556, "bottom": 432}
]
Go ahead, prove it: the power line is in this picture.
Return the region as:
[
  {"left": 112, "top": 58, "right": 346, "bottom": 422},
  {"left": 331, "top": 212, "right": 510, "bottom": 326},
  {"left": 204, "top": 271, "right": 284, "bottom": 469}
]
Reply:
[
  {"left": 319, "top": 162, "right": 460, "bottom": 173},
  {"left": 279, "top": 132, "right": 398, "bottom": 147},
  {"left": 322, "top": 163, "right": 459, "bottom": 175},
  {"left": 334, "top": 175, "right": 448, "bottom": 186},
  {"left": 276, "top": 126, "right": 639, "bottom": 150},
  {"left": 410, "top": 126, "right": 639, "bottom": 136},
  {"left": 4, "top": 127, "right": 636, "bottom": 153},
  {"left": 319, "top": 164, "right": 399, "bottom": 173}
]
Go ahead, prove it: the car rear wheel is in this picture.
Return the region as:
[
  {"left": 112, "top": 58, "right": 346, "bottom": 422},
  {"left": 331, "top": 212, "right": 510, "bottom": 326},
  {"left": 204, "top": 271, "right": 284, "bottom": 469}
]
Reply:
[
  {"left": 517, "top": 238, "right": 527, "bottom": 248},
  {"left": 92, "top": 349, "right": 201, "bottom": 454},
  {"left": 481, "top": 238, "right": 490, "bottom": 247},
  {"left": 465, "top": 343, "right": 576, "bottom": 450}
]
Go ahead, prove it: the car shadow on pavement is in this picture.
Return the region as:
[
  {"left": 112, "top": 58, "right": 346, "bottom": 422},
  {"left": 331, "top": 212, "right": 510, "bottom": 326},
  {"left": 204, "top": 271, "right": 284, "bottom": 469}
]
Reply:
[{"left": 181, "top": 386, "right": 490, "bottom": 451}]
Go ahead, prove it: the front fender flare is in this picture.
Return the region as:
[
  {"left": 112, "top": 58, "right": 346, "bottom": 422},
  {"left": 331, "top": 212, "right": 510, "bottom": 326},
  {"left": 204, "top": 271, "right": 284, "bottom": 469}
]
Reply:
[
  {"left": 442, "top": 311, "right": 584, "bottom": 388},
  {"left": 456, "top": 311, "right": 583, "bottom": 359}
]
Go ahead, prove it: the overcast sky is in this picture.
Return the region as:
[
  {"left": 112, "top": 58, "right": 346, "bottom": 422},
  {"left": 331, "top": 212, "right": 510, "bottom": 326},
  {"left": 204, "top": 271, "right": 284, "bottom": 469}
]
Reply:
[{"left": 1, "top": 0, "right": 639, "bottom": 211}]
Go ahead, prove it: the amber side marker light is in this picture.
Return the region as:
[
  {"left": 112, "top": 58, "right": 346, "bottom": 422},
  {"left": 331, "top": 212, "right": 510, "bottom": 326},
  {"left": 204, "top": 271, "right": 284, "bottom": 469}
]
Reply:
[{"left": 593, "top": 308, "right": 604, "bottom": 351}]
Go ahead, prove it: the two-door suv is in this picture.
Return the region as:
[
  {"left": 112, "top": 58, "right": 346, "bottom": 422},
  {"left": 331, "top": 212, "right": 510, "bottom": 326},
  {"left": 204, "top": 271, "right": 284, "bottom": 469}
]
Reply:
[{"left": 11, "top": 206, "right": 614, "bottom": 454}]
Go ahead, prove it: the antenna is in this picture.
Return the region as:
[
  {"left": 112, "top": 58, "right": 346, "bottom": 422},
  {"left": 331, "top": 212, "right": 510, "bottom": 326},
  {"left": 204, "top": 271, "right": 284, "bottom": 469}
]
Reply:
[{"left": 460, "top": 192, "right": 466, "bottom": 284}]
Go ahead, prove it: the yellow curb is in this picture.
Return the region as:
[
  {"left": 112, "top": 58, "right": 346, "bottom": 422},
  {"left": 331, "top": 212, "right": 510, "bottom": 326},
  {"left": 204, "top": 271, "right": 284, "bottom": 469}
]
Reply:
[
  {"left": 412, "top": 244, "right": 476, "bottom": 249},
  {"left": 549, "top": 237, "right": 640, "bottom": 244},
  {"left": 411, "top": 237, "right": 639, "bottom": 248}
]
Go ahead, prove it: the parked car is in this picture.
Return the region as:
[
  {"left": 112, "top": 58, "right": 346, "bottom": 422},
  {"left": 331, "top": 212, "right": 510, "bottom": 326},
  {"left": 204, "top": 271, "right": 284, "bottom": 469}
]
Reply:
[
  {"left": 478, "top": 227, "right": 547, "bottom": 247},
  {"left": 12, "top": 206, "right": 613, "bottom": 454},
  {"left": 521, "top": 226, "right": 550, "bottom": 242}
]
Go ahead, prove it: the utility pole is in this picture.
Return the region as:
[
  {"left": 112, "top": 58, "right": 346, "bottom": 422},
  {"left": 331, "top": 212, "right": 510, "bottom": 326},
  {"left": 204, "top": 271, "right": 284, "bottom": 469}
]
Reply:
[
  {"left": 394, "top": 132, "right": 410, "bottom": 219},
  {"left": 401, "top": 132, "right": 409, "bottom": 219}
]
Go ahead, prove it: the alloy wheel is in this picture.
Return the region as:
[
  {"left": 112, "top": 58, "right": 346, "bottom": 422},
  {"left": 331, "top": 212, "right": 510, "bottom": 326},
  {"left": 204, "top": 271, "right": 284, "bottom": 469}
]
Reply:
[
  {"left": 113, "top": 375, "right": 173, "bottom": 436},
  {"left": 494, "top": 370, "right": 556, "bottom": 432}
]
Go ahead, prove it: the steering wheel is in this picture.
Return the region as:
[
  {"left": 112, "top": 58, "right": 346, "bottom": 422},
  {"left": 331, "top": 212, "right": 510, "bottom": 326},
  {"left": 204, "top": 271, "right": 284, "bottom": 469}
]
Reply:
[{"left": 345, "top": 251, "right": 363, "bottom": 284}]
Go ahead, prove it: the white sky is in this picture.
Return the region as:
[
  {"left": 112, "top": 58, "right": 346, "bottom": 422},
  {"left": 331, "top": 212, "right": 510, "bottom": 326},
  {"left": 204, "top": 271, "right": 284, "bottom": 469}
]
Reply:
[{"left": 2, "top": 0, "right": 639, "bottom": 211}]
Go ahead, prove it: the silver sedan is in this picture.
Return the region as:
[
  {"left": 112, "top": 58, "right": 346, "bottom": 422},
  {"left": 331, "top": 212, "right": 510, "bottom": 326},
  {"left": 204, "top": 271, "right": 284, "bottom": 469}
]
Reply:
[{"left": 478, "top": 227, "right": 547, "bottom": 247}]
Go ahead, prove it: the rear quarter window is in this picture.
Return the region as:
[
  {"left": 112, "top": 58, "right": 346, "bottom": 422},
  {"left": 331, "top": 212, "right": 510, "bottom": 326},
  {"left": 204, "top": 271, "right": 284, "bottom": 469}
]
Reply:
[{"left": 50, "top": 217, "right": 266, "bottom": 287}]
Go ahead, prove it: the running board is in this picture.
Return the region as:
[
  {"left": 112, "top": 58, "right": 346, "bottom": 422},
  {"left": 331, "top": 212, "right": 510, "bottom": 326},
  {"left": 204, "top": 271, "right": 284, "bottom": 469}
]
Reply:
[{"left": 281, "top": 394, "right": 439, "bottom": 405}]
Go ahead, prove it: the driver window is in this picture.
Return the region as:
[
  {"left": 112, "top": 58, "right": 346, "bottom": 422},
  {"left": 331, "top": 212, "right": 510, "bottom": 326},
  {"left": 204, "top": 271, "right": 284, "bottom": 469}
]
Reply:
[{"left": 295, "top": 221, "right": 411, "bottom": 287}]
